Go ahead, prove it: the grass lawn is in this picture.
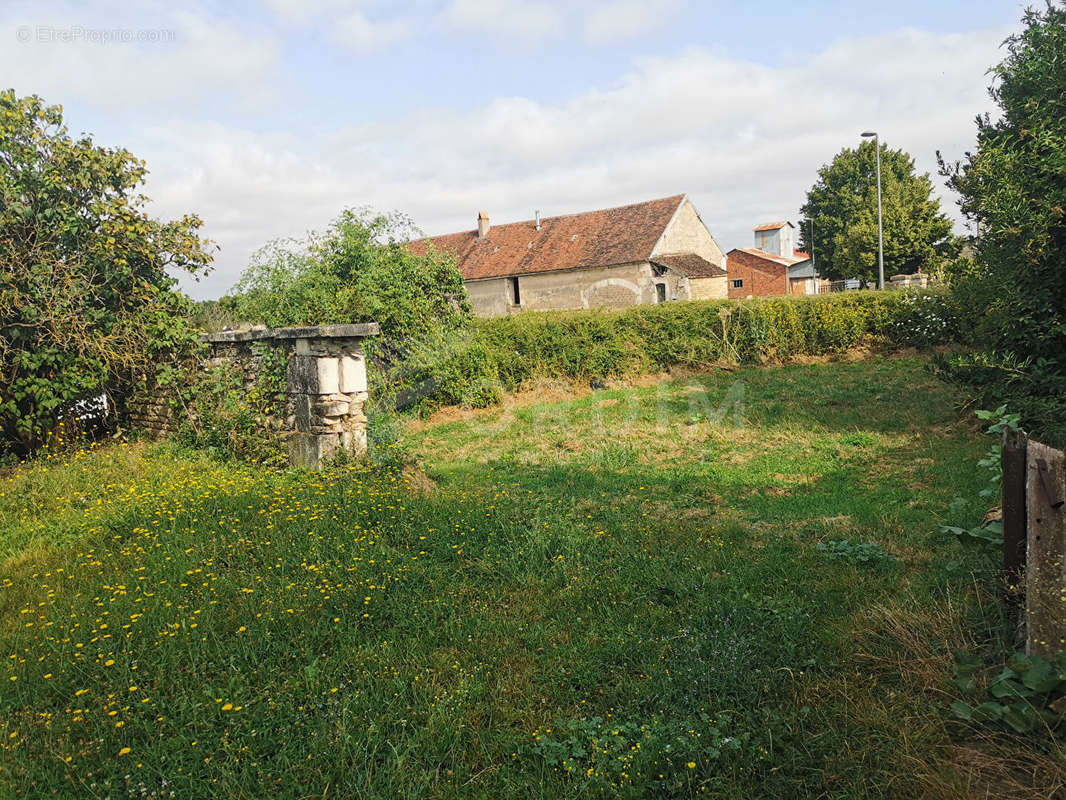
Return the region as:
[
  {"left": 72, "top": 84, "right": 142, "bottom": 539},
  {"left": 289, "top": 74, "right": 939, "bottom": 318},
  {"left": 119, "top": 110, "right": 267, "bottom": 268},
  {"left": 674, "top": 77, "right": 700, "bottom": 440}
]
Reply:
[{"left": 0, "top": 356, "right": 1049, "bottom": 798}]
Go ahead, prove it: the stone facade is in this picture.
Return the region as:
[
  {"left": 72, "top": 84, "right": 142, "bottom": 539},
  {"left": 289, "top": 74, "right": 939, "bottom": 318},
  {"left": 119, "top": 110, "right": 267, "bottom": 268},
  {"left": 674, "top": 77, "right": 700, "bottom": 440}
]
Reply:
[
  {"left": 653, "top": 198, "right": 726, "bottom": 266},
  {"left": 414, "top": 195, "right": 727, "bottom": 318},
  {"left": 465, "top": 260, "right": 691, "bottom": 316},
  {"left": 128, "top": 323, "right": 379, "bottom": 469},
  {"left": 688, "top": 276, "right": 729, "bottom": 301}
]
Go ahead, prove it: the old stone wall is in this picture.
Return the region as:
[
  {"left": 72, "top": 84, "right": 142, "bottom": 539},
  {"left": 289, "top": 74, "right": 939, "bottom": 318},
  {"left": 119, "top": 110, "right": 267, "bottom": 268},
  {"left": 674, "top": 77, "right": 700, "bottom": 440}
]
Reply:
[
  {"left": 653, "top": 198, "right": 727, "bottom": 268},
  {"left": 466, "top": 261, "right": 690, "bottom": 317},
  {"left": 127, "top": 323, "right": 379, "bottom": 468},
  {"left": 689, "top": 275, "right": 728, "bottom": 301}
]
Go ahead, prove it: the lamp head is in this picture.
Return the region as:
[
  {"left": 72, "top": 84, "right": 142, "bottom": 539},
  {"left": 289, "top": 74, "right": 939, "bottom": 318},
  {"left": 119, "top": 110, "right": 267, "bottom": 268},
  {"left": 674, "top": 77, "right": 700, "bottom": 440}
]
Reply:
[{"left": 861, "top": 131, "right": 877, "bottom": 138}]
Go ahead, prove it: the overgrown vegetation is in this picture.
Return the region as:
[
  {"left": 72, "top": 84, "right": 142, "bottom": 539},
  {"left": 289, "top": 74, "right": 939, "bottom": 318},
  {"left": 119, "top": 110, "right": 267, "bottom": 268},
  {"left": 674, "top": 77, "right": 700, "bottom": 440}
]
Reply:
[
  {"left": 940, "top": 404, "right": 1020, "bottom": 552},
  {"left": 227, "top": 208, "right": 471, "bottom": 339},
  {"left": 383, "top": 288, "right": 963, "bottom": 414},
  {"left": 8, "top": 358, "right": 1055, "bottom": 798},
  {"left": 170, "top": 342, "right": 290, "bottom": 465},
  {"left": 936, "top": 2, "right": 1066, "bottom": 443},
  {"left": 0, "top": 90, "right": 212, "bottom": 455}
]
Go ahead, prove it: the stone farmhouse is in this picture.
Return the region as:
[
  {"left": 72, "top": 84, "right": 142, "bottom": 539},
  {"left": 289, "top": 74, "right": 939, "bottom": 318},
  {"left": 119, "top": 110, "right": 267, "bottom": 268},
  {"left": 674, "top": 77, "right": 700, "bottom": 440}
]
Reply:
[
  {"left": 726, "top": 222, "right": 821, "bottom": 299},
  {"left": 408, "top": 195, "right": 727, "bottom": 317}
]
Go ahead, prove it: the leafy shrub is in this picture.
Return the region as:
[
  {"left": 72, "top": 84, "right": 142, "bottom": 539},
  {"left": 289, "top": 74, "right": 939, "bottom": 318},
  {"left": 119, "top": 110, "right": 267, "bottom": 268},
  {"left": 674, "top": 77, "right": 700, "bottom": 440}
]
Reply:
[
  {"left": 880, "top": 290, "right": 961, "bottom": 347},
  {"left": 387, "top": 290, "right": 962, "bottom": 413},
  {"left": 227, "top": 208, "right": 471, "bottom": 342}
]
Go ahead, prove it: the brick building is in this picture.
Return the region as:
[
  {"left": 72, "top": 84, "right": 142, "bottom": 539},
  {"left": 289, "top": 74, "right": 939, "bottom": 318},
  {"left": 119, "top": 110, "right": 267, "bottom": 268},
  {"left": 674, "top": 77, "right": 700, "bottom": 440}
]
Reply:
[
  {"left": 408, "top": 195, "right": 727, "bottom": 317},
  {"left": 726, "top": 222, "right": 818, "bottom": 299}
]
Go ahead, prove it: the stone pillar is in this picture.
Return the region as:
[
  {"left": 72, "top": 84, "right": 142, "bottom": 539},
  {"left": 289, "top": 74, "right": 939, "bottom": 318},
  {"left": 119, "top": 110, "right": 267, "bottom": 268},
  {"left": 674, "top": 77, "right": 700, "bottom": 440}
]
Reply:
[{"left": 201, "top": 323, "right": 379, "bottom": 469}]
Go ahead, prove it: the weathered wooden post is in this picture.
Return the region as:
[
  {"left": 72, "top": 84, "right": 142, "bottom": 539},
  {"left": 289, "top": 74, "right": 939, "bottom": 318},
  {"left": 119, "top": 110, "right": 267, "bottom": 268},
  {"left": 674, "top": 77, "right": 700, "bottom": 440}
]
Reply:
[
  {"left": 1002, "top": 427, "right": 1028, "bottom": 600},
  {"left": 1025, "top": 440, "right": 1066, "bottom": 659}
]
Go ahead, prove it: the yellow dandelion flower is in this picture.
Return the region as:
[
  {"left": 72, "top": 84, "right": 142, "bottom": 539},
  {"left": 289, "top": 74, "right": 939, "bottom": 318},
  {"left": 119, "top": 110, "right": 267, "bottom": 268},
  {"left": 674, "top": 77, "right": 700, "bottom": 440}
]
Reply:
[{"left": 118, "top": 747, "right": 131, "bottom": 756}]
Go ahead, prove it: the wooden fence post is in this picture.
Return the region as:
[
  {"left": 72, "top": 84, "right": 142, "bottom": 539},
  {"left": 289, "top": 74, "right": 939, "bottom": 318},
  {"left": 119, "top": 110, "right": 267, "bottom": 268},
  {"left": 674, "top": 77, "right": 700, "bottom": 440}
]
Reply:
[
  {"left": 1002, "top": 427, "right": 1028, "bottom": 601},
  {"left": 1025, "top": 440, "right": 1066, "bottom": 660}
]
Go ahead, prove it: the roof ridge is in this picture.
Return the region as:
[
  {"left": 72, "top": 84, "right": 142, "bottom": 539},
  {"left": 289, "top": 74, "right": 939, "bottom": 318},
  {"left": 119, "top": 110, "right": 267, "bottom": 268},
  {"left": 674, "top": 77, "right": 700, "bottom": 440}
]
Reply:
[
  {"left": 411, "top": 194, "right": 685, "bottom": 242},
  {"left": 478, "top": 194, "right": 685, "bottom": 230}
]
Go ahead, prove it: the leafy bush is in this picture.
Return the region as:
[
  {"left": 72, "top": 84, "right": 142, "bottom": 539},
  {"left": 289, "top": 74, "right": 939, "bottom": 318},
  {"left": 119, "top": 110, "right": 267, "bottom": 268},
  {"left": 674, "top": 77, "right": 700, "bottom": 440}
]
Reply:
[
  {"left": 227, "top": 208, "right": 471, "bottom": 341},
  {"left": 939, "top": 3, "right": 1066, "bottom": 365},
  {"left": 388, "top": 289, "right": 962, "bottom": 413},
  {"left": 0, "top": 90, "right": 212, "bottom": 453},
  {"left": 934, "top": 4, "right": 1066, "bottom": 447}
]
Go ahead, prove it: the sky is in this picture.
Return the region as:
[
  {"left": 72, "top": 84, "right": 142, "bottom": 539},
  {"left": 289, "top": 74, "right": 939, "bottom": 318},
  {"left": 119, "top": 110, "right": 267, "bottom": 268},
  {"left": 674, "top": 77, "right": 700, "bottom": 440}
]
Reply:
[{"left": 2, "top": 0, "right": 1027, "bottom": 299}]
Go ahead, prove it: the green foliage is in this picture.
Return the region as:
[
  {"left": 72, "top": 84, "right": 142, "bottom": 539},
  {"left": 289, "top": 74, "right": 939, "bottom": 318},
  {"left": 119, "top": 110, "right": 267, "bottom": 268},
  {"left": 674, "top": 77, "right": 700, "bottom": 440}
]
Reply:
[
  {"left": 172, "top": 348, "right": 287, "bottom": 465},
  {"left": 228, "top": 208, "right": 471, "bottom": 340},
  {"left": 939, "top": 2, "right": 1066, "bottom": 364},
  {"left": 816, "top": 537, "right": 895, "bottom": 568},
  {"left": 0, "top": 90, "right": 212, "bottom": 453},
  {"left": 799, "top": 140, "right": 958, "bottom": 283},
  {"left": 392, "top": 290, "right": 962, "bottom": 413},
  {"left": 952, "top": 650, "right": 1066, "bottom": 734},
  {"left": 932, "top": 351, "right": 1066, "bottom": 449},
  {"left": 941, "top": 404, "right": 1020, "bottom": 553}
]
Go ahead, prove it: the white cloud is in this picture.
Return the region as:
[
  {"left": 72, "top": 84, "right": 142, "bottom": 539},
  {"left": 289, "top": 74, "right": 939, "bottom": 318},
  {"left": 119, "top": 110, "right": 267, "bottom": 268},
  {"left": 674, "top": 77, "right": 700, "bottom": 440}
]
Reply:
[
  {"left": 442, "top": 0, "right": 562, "bottom": 40},
  {"left": 264, "top": 0, "right": 362, "bottom": 24},
  {"left": 330, "top": 10, "right": 413, "bottom": 53},
  {"left": 583, "top": 0, "right": 680, "bottom": 44},
  {"left": 0, "top": 4, "right": 282, "bottom": 112}
]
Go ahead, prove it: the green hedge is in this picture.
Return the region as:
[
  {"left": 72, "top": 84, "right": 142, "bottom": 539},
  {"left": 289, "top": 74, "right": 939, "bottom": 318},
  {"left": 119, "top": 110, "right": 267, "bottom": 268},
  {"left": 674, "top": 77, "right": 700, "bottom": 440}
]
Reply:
[{"left": 378, "top": 289, "right": 965, "bottom": 412}]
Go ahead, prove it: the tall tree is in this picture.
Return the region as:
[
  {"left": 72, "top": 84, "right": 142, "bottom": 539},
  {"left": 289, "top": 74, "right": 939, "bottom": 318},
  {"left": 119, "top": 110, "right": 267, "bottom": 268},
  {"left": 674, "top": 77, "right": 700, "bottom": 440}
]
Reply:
[
  {"left": 0, "top": 90, "right": 213, "bottom": 452},
  {"left": 800, "top": 140, "right": 958, "bottom": 283},
  {"left": 939, "top": 1, "right": 1066, "bottom": 362}
]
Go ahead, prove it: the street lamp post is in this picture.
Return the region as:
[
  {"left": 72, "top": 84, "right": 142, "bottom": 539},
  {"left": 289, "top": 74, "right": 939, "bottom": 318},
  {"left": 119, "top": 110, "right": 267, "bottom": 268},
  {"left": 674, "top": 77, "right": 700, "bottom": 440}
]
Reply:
[{"left": 861, "top": 131, "right": 885, "bottom": 290}]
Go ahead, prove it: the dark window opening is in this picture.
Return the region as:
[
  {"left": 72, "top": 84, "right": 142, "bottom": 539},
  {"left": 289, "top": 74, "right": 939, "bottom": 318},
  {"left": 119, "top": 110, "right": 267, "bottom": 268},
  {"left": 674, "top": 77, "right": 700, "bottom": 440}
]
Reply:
[
  {"left": 656, "top": 283, "right": 667, "bottom": 303},
  {"left": 732, "top": 279, "right": 744, "bottom": 288},
  {"left": 510, "top": 276, "right": 521, "bottom": 306}
]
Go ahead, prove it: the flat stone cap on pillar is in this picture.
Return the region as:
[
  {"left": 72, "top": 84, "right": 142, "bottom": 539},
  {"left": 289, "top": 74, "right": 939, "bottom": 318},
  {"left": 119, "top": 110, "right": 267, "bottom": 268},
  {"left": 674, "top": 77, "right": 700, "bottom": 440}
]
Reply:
[{"left": 201, "top": 323, "right": 381, "bottom": 344}]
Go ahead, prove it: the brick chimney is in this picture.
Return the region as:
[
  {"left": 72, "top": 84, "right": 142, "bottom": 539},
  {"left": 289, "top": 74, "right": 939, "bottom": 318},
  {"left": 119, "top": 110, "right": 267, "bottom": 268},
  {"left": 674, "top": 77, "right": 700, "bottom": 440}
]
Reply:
[{"left": 477, "top": 211, "right": 490, "bottom": 240}]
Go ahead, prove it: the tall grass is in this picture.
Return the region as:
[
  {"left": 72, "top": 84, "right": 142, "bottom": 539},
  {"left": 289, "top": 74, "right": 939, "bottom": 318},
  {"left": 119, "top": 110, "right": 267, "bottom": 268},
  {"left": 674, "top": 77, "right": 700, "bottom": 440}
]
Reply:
[{"left": 2, "top": 358, "right": 1022, "bottom": 798}]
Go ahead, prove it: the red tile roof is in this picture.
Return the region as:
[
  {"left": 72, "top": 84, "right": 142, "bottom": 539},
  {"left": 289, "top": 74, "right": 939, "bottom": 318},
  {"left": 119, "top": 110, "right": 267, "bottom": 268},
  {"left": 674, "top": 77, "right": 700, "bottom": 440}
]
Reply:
[
  {"left": 728, "top": 247, "right": 808, "bottom": 267},
  {"left": 753, "top": 221, "right": 789, "bottom": 232},
  {"left": 793, "top": 249, "right": 810, "bottom": 259},
  {"left": 408, "top": 195, "right": 685, "bottom": 281},
  {"left": 651, "top": 253, "right": 726, "bottom": 279}
]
